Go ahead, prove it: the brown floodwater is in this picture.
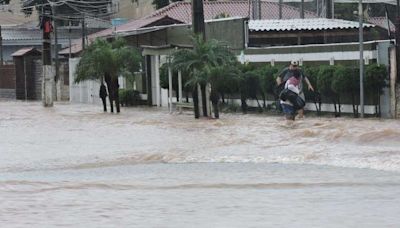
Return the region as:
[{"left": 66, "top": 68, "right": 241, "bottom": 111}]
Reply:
[{"left": 1, "top": 101, "right": 400, "bottom": 227}]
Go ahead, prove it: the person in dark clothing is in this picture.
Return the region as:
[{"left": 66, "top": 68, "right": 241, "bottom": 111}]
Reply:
[
  {"left": 276, "top": 60, "right": 314, "bottom": 118},
  {"left": 99, "top": 82, "right": 108, "bottom": 112}
]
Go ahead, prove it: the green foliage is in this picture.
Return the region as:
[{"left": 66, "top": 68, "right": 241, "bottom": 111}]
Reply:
[
  {"left": 75, "top": 38, "right": 141, "bottom": 83},
  {"left": 365, "top": 64, "right": 387, "bottom": 97},
  {"left": 303, "top": 65, "right": 319, "bottom": 102},
  {"left": 317, "top": 65, "right": 337, "bottom": 99},
  {"left": 171, "top": 35, "right": 237, "bottom": 89},
  {"left": 332, "top": 65, "right": 359, "bottom": 96},
  {"left": 119, "top": 89, "right": 141, "bottom": 106},
  {"left": 365, "top": 64, "right": 388, "bottom": 116},
  {"left": 257, "top": 65, "right": 279, "bottom": 97},
  {"left": 208, "top": 65, "right": 240, "bottom": 96}
]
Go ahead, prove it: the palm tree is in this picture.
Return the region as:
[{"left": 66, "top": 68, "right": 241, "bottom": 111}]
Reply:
[
  {"left": 75, "top": 38, "right": 141, "bottom": 113},
  {"left": 171, "top": 35, "right": 237, "bottom": 118},
  {"left": 208, "top": 65, "right": 240, "bottom": 118}
]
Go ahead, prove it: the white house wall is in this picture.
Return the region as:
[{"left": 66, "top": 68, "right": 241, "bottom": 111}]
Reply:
[
  {"left": 242, "top": 50, "right": 377, "bottom": 63},
  {"left": 69, "top": 57, "right": 101, "bottom": 105}
]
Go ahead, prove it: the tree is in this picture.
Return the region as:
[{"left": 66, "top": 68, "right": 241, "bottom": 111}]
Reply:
[
  {"left": 75, "top": 38, "right": 141, "bottom": 113},
  {"left": 303, "top": 66, "right": 321, "bottom": 114},
  {"left": 235, "top": 63, "right": 256, "bottom": 114},
  {"left": 317, "top": 65, "right": 340, "bottom": 117},
  {"left": 208, "top": 65, "right": 240, "bottom": 118},
  {"left": 332, "top": 65, "right": 360, "bottom": 117},
  {"left": 365, "top": 64, "right": 388, "bottom": 117},
  {"left": 171, "top": 35, "right": 237, "bottom": 119},
  {"left": 257, "top": 65, "right": 279, "bottom": 109}
]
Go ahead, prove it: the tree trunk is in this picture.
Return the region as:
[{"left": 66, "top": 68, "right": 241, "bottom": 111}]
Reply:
[
  {"left": 193, "top": 86, "right": 200, "bottom": 119},
  {"left": 201, "top": 83, "right": 208, "bottom": 117},
  {"left": 261, "top": 92, "right": 266, "bottom": 109},
  {"left": 210, "top": 88, "right": 220, "bottom": 119},
  {"left": 212, "top": 102, "right": 219, "bottom": 118},
  {"left": 254, "top": 96, "right": 263, "bottom": 112},
  {"left": 333, "top": 100, "right": 338, "bottom": 117},
  {"left": 240, "top": 93, "right": 247, "bottom": 114}
]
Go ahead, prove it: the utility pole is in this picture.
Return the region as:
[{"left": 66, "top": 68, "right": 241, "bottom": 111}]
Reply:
[
  {"left": 53, "top": 4, "right": 59, "bottom": 101},
  {"left": 396, "top": 0, "right": 400, "bottom": 83},
  {"left": 0, "top": 25, "right": 3, "bottom": 66},
  {"left": 359, "top": 0, "right": 364, "bottom": 118},
  {"left": 252, "top": 0, "right": 261, "bottom": 20},
  {"left": 300, "top": 0, "right": 305, "bottom": 19},
  {"left": 42, "top": 6, "right": 54, "bottom": 107},
  {"left": 279, "top": 0, "right": 283, "bottom": 19},
  {"left": 326, "top": 0, "right": 332, "bottom": 19},
  {"left": 82, "top": 15, "right": 86, "bottom": 50},
  {"left": 69, "top": 19, "right": 72, "bottom": 59}
]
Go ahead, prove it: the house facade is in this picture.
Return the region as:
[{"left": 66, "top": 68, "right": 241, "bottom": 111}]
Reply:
[{"left": 63, "top": 1, "right": 398, "bottom": 117}]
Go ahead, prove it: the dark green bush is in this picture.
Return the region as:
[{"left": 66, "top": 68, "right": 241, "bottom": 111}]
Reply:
[
  {"left": 119, "top": 89, "right": 141, "bottom": 106},
  {"left": 365, "top": 64, "right": 388, "bottom": 116},
  {"left": 332, "top": 65, "right": 359, "bottom": 117}
]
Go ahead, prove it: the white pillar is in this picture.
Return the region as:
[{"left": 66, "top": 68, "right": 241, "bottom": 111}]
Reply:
[
  {"left": 155, "top": 55, "right": 160, "bottom": 107},
  {"left": 168, "top": 66, "right": 173, "bottom": 113},
  {"left": 178, "top": 71, "right": 183, "bottom": 102},
  {"left": 178, "top": 71, "right": 183, "bottom": 113},
  {"left": 42, "top": 65, "right": 55, "bottom": 107}
]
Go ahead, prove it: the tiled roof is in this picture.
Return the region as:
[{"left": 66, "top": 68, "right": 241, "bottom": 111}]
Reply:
[
  {"left": 146, "top": 1, "right": 317, "bottom": 23},
  {"left": 249, "top": 18, "right": 375, "bottom": 32},
  {"left": 11, "top": 47, "right": 41, "bottom": 57},
  {"left": 367, "top": 17, "right": 395, "bottom": 32},
  {"left": 59, "top": 15, "right": 185, "bottom": 54},
  {"left": 59, "top": 1, "right": 316, "bottom": 54},
  {"left": 78, "top": 15, "right": 183, "bottom": 43}
]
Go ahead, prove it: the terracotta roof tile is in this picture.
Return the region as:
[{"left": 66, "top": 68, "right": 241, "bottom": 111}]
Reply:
[
  {"left": 367, "top": 17, "right": 395, "bottom": 32},
  {"left": 146, "top": 1, "right": 316, "bottom": 23},
  {"left": 11, "top": 47, "right": 41, "bottom": 57},
  {"left": 60, "top": 1, "right": 316, "bottom": 54}
]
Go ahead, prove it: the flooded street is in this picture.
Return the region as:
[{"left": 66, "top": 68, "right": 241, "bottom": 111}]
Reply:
[{"left": 1, "top": 101, "right": 400, "bottom": 227}]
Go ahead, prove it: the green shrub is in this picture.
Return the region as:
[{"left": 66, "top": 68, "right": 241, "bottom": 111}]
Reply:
[
  {"left": 332, "top": 65, "right": 359, "bottom": 117},
  {"left": 365, "top": 64, "right": 388, "bottom": 116},
  {"left": 119, "top": 89, "right": 141, "bottom": 106},
  {"left": 317, "top": 65, "right": 341, "bottom": 116}
]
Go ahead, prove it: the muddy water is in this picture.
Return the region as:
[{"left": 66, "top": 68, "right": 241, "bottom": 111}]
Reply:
[{"left": 1, "top": 101, "right": 400, "bottom": 227}]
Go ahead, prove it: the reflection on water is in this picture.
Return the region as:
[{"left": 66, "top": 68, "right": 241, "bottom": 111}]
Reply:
[{"left": 1, "top": 101, "right": 400, "bottom": 227}]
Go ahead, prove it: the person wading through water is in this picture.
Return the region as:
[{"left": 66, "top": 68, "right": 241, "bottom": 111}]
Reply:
[
  {"left": 276, "top": 60, "right": 314, "bottom": 118},
  {"left": 279, "top": 71, "right": 305, "bottom": 123},
  {"left": 99, "top": 81, "right": 108, "bottom": 112}
]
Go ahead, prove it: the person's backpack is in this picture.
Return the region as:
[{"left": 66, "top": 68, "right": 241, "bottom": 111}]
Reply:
[{"left": 279, "top": 89, "right": 305, "bottom": 110}]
